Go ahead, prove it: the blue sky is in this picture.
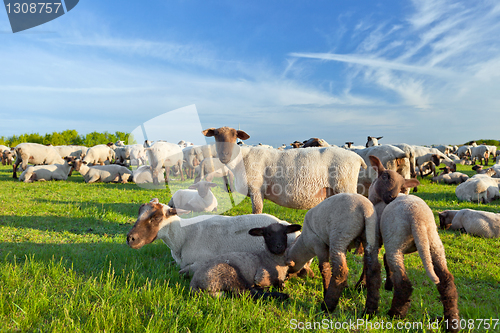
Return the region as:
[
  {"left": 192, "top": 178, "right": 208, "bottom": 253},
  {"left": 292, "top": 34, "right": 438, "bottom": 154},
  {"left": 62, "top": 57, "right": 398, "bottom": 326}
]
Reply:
[{"left": 1, "top": 0, "right": 499, "bottom": 147}]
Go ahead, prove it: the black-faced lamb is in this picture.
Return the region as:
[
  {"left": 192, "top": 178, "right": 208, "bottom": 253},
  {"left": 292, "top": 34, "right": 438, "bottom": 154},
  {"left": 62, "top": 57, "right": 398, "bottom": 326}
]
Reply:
[
  {"left": 168, "top": 181, "right": 218, "bottom": 212},
  {"left": 285, "top": 193, "right": 381, "bottom": 314},
  {"left": 367, "top": 156, "right": 459, "bottom": 332},
  {"left": 190, "top": 223, "right": 301, "bottom": 299},
  {"left": 202, "top": 126, "right": 367, "bottom": 214},
  {"left": 439, "top": 209, "right": 500, "bottom": 238}
]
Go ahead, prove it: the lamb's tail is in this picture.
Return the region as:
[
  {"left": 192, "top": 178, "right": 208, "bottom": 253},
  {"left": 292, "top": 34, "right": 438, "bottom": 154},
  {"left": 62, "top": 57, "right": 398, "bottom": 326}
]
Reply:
[
  {"left": 411, "top": 220, "right": 440, "bottom": 284},
  {"left": 364, "top": 207, "right": 379, "bottom": 252}
]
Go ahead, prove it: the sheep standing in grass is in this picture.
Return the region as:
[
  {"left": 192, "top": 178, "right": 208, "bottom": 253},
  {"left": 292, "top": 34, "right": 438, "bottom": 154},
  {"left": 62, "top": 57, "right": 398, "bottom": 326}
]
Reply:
[
  {"left": 126, "top": 199, "right": 304, "bottom": 276},
  {"left": 285, "top": 193, "right": 381, "bottom": 315},
  {"left": 471, "top": 145, "right": 491, "bottom": 165},
  {"left": 83, "top": 144, "right": 115, "bottom": 166},
  {"left": 2, "top": 150, "right": 13, "bottom": 166},
  {"left": 168, "top": 181, "right": 218, "bottom": 212},
  {"left": 144, "top": 141, "right": 185, "bottom": 184},
  {"left": 19, "top": 157, "right": 75, "bottom": 183},
  {"left": 439, "top": 209, "right": 500, "bottom": 238},
  {"left": 367, "top": 156, "right": 459, "bottom": 331},
  {"left": 202, "top": 126, "right": 366, "bottom": 214},
  {"left": 190, "top": 223, "right": 301, "bottom": 299},
  {"left": 72, "top": 159, "right": 132, "bottom": 183}
]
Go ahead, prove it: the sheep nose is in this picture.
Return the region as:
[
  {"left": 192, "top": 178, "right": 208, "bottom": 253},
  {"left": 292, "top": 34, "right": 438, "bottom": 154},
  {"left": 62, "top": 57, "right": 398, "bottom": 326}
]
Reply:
[{"left": 127, "top": 234, "right": 135, "bottom": 244}]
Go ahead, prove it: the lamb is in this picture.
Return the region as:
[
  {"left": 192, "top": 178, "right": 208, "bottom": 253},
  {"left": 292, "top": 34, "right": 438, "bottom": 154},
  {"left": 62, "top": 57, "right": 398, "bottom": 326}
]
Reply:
[
  {"left": 133, "top": 165, "right": 165, "bottom": 185},
  {"left": 190, "top": 223, "right": 301, "bottom": 299},
  {"left": 455, "top": 175, "right": 500, "bottom": 203},
  {"left": 439, "top": 209, "right": 500, "bottom": 238},
  {"left": 415, "top": 160, "right": 436, "bottom": 177},
  {"left": 472, "top": 165, "right": 498, "bottom": 177},
  {"left": 343, "top": 142, "right": 365, "bottom": 150},
  {"left": 285, "top": 193, "right": 381, "bottom": 314},
  {"left": 470, "top": 145, "right": 491, "bottom": 165},
  {"left": 194, "top": 157, "right": 234, "bottom": 192},
  {"left": 71, "top": 159, "right": 133, "bottom": 183},
  {"left": 431, "top": 167, "right": 469, "bottom": 184},
  {"left": 12, "top": 143, "right": 65, "bottom": 179},
  {"left": 126, "top": 198, "right": 302, "bottom": 275},
  {"left": 202, "top": 126, "right": 367, "bottom": 214},
  {"left": 367, "top": 156, "right": 459, "bottom": 331},
  {"left": 144, "top": 141, "right": 185, "bottom": 184},
  {"left": 2, "top": 149, "right": 13, "bottom": 166},
  {"left": 19, "top": 157, "right": 74, "bottom": 182},
  {"left": 365, "top": 136, "right": 383, "bottom": 147},
  {"left": 302, "top": 138, "right": 330, "bottom": 148},
  {"left": 413, "top": 145, "right": 456, "bottom": 172},
  {"left": 83, "top": 143, "right": 115, "bottom": 166},
  {"left": 168, "top": 181, "right": 218, "bottom": 212}
]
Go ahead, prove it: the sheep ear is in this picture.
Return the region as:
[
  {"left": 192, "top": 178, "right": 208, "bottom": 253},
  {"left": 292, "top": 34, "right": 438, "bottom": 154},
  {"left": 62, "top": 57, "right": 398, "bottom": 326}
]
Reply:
[
  {"left": 377, "top": 136, "right": 383, "bottom": 140},
  {"left": 248, "top": 227, "right": 264, "bottom": 237},
  {"left": 403, "top": 179, "right": 420, "bottom": 190},
  {"left": 188, "top": 184, "right": 198, "bottom": 190},
  {"left": 166, "top": 208, "right": 190, "bottom": 216},
  {"left": 208, "top": 182, "right": 218, "bottom": 187},
  {"left": 150, "top": 198, "right": 159, "bottom": 204},
  {"left": 286, "top": 224, "right": 302, "bottom": 234},
  {"left": 202, "top": 128, "right": 216, "bottom": 137},
  {"left": 236, "top": 130, "right": 250, "bottom": 140},
  {"left": 368, "top": 155, "right": 385, "bottom": 175}
]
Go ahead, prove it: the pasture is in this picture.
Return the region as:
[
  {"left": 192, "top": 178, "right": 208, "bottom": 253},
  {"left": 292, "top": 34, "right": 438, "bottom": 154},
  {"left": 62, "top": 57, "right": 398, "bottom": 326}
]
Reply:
[{"left": 0, "top": 163, "right": 499, "bottom": 332}]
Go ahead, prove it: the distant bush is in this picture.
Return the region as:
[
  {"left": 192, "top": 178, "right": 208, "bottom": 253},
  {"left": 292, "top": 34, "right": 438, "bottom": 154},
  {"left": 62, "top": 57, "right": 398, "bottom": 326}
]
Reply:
[{"left": 0, "top": 130, "right": 129, "bottom": 147}]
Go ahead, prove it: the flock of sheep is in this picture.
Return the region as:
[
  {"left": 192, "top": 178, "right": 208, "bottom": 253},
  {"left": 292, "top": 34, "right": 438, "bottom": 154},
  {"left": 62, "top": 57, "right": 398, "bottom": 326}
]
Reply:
[{"left": 3, "top": 127, "right": 500, "bottom": 333}]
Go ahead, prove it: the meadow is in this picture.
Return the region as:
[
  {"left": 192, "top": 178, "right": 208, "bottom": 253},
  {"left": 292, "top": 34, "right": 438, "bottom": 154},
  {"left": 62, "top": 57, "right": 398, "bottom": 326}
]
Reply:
[{"left": 0, "top": 163, "right": 499, "bottom": 332}]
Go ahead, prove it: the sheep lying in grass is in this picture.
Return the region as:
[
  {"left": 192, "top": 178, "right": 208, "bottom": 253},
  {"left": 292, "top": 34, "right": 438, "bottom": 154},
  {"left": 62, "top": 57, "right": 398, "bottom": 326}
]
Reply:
[
  {"left": 472, "top": 165, "right": 499, "bottom": 177},
  {"left": 12, "top": 143, "right": 65, "bottom": 179},
  {"left": 455, "top": 174, "right": 500, "bottom": 203},
  {"left": 439, "top": 209, "right": 500, "bottom": 238},
  {"left": 431, "top": 166, "right": 469, "bottom": 184},
  {"left": 367, "top": 156, "right": 459, "bottom": 331},
  {"left": 72, "top": 159, "right": 132, "bottom": 183},
  {"left": 168, "top": 181, "right": 218, "bottom": 212},
  {"left": 285, "top": 193, "right": 381, "bottom": 314},
  {"left": 19, "top": 157, "right": 74, "bottom": 183},
  {"left": 190, "top": 223, "right": 301, "bottom": 300}
]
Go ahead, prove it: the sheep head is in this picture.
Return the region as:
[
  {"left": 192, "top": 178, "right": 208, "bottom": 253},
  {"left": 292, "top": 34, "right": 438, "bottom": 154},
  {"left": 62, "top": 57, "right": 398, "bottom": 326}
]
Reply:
[
  {"left": 188, "top": 181, "right": 217, "bottom": 198},
  {"left": 248, "top": 223, "right": 301, "bottom": 255},
  {"left": 202, "top": 127, "right": 250, "bottom": 164},
  {"left": 438, "top": 210, "right": 458, "bottom": 230}
]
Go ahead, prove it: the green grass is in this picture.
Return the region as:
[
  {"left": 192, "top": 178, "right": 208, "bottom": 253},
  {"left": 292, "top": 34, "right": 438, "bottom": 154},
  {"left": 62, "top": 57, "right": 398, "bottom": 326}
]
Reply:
[{"left": 0, "top": 163, "right": 499, "bottom": 332}]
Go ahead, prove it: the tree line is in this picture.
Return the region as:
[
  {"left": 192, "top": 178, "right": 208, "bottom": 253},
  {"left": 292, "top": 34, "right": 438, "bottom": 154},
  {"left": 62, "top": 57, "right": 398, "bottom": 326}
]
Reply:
[{"left": 0, "top": 130, "right": 129, "bottom": 147}]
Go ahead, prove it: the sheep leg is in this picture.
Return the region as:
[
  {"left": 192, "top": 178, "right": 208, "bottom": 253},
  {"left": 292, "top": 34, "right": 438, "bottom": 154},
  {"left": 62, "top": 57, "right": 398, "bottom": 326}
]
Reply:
[
  {"left": 321, "top": 251, "right": 348, "bottom": 313},
  {"left": 222, "top": 175, "right": 231, "bottom": 193},
  {"left": 165, "top": 166, "right": 170, "bottom": 183},
  {"left": 386, "top": 252, "right": 413, "bottom": 319},
  {"left": 250, "top": 191, "right": 264, "bottom": 214},
  {"left": 432, "top": 255, "right": 460, "bottom": 332},
  {"left": 383, "top": 254, "right": 393, "bottom": 291},
  {"left": 178, "top": 161, "right": 185, "bottom": 181},
  {"left": 363, "top": 246, "right": 381, "bottom": 315},
  {"left": 87, "top": 174, "right": 100, "bottom": 183}
]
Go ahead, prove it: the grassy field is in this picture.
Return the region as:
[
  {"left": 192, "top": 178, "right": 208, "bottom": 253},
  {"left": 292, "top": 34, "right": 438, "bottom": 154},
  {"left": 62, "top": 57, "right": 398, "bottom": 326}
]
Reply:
[{"left": 0, "top": 163, "right": 499, "bottom": 332}]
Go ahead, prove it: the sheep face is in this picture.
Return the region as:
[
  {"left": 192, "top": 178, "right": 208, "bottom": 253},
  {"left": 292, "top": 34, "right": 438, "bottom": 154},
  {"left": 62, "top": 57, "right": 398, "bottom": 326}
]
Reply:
[
  {"left": 126, "top": 199, "right": 180, "bottom": 249},
  {"left": 369, "top": 155, "right": 420, "bottom": 204},
  {"left": 438, "top": 210, "right": 458, "bottom": 230},
  {"left": 188, "top": 181, "right": 217, "bottom": 198},
  {"left": 202, "top": 127, "right": 250, "bottom": 164},
  {"left": 248, "top": 223, "right": 301, "bottom": 255}
]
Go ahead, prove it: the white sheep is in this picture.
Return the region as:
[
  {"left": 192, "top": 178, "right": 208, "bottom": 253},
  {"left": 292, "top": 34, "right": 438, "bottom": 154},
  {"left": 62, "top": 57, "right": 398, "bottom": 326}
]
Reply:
[
  {"left": 19, "top": 157, "right": 74, "bottom": 182},
  {"left": 456, "top": 145, "right": 472, "bottom": 159},
  {"left": 53, "top": 145, "right": 88, "bottom": 159},
  {"left": 302, "top": 138, "right": 330, "bottom": 148},
  {"left": 455, "top": 174, "right": 500, "bottom": 203},
  {"left": 412, "top": 145, "right": 456, "bottom": 173},
  {"left": 72, "top": 159, "right": 132, "bottom": 183},
  {"left": 367, "top": 156, "right": 459, "bottom": 330},
  {"left": 129, "top": 144, "right": 147, "bottom": 167},
  {"left": 83, "top": 144, "right": 115, "bottom": 166},
  {"left": 285, "top": 193, "right": 381, "bottom": 315},
  {"left": 13, "top": 143, "right": 65, "bottom": 179},
  {"left": 470, "top": 145, "right": 491, "bottom": 165},
  {"left": 168, "top": 181, "right": 218, "bottom": 212},
  {"left": 126, "top": 198, "right": 302, "bottom": 275},
  {"left": 439, "top": 209, "right": 500, "bottom": 238},
  {"left": 202, "top": 127, "right": 367, "bottom": 214},
  {"left": 145, "top": 141, "right": 185, "bottom": 184},
  {"left": 365, "top": 136, "right": 383, "bottom": 147},
  {"left": 133, "top": 165, "right": 165, "bottom": 184},
  {"left": 432, "top": 171, "right": 469, "bottom": 185},
  {"left": 190, "top": 223, "right": 301, "bottom": 299},
  {"left": 343, "top": 142, "right": 365, "bottom": 150}
]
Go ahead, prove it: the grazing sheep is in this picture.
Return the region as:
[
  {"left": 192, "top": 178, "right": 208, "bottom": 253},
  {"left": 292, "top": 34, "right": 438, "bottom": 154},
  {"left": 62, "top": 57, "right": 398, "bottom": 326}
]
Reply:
[
  {"left": 367, "top": 156, "right": 459, "bottom": 331},
  {"left": 439, "top": 209, "right": 500, "bottom": 238},
  {"left": 2, "top": 150, "right": 13, "bottom": 166},
  {"left": 126, "top": 199, "right": 302, "bottom": 275},
  {"left": 455, "top": 175, "right": 500, "bottom": 203},
  {"left": 471, "top": 145, "right": 491, "bottom": 165},
  {"left": 365, "top": 136, "right": 383, "bottom": 147},
  {"left": 285, "top": 193, "right": 381, "bottom": 315},
  {"left": 83, "top": 144, "right": 115, "bottom": 166},
  {"left": 133, "top": 165, "right": 165, "bottom": 184},
  {"left": 12, "top": 143, "right": 65, "bottom": 179},
  {"left": 168, "top": 181, "right": 218, "bottom": 212},
  {"left": 190, "top": 223, "right": 301, "bottom": 299},
  {"left": 202, "top": 126, "right": 367, "bottom": 214},
  {"left": 19, "top": 157, "right": 74, "bottom": 183},
  {"left": 145, "top": 141, "right": 185, "bottom": 184},
  {"left": 71, "top": 159, "right": 132, "bottom": 183},
  {"left": 194, "top": 157, "right": 234, "bottom": 192}
]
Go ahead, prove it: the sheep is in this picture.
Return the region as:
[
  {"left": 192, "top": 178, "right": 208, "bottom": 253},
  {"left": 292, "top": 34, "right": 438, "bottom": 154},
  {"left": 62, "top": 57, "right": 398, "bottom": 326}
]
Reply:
[
  {"left": 12, "top": 143, "right": 65, "bottom": 179},
  {"left": 393, "top": 143, "right": 417, "bottom": 178},
  {"left": 133, "top": 165, "right": 165, "bottom": 185},
  {"left": 415, "top": 160, "right": 436, "bottom": 178},
  {"left": 367, "top": 156, "right": 459, "bottom": 331},
  {"left": 352, "top": 144, "right": 412, "bottom": 196},
  {"left": 126, "top": 198, "right": 302, "bottom": 275},
  {"left": 285, "top": 193, "right": 381, "bottom": 314},
  {"left": 439, "top": 209, "right": 500, "bottom": 238},
  {"left": 435, "top": 145, "right": 452, "bottom": 155},
  {"left": 168, "top": 181, "right": 218, "bottom": 212},
  {"left": 202, "top": 126, "right": 367, "bottom": 214},
  {"left": 53, "top": 145, "right": 88, "bottom": 159},
  {"left": 456, "top": 145, "right": 472, "bottom": 159},
  {"left": 194, "top": 157, "right": 234, "bottom": 192},
  {"left": 343, "top": 142, "right": 365, "bottom": 150},
  {"left": 365, "top": 136, "right": 383, "bottom": 147},
  {"left": 413, "top": 146, "right": 456, "bottom": 171},
  {"left": 129, "top": 144, "right": 147, "bottom": 167},
  {"left": 455, "top": 175, "right": 500, "bottom": 203},
  {"left": 144, "top": 141, "right": 185, "bottom": 184},
  {"left": 71, "top": 159, "right": 133, "bottom": 183},
  {"left": 471, "top": 145, "right": 491, "bottom": 165},
  {"left": 431, "top": 167, "right": 469, "bottom": 184},
  {"left": 2, "top": 149, "right": 13, "bottom": 166},
  {"left": 471, "top": 165, "right": 498, "bottom": 177},
  {"left": 190, "top": 223, "right": 301, "bottom": 299},
  {"left": 484, "top": 144, "right": 497, "bottom": 159},
  {"left": 19, "top": 157, "right": 75, "bottom": 182},
  {"left": 83, "top": 143, "right": 115, "bottom": 166},
  {"left": 302, "top": 138, "right": 330, "bottom": 148}
]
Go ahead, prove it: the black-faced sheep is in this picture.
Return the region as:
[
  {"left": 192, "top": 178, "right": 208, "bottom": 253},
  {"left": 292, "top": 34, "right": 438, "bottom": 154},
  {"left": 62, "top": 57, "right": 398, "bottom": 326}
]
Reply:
[{"left": 439, "top": 209, "right": 500, "bottom": 238}]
